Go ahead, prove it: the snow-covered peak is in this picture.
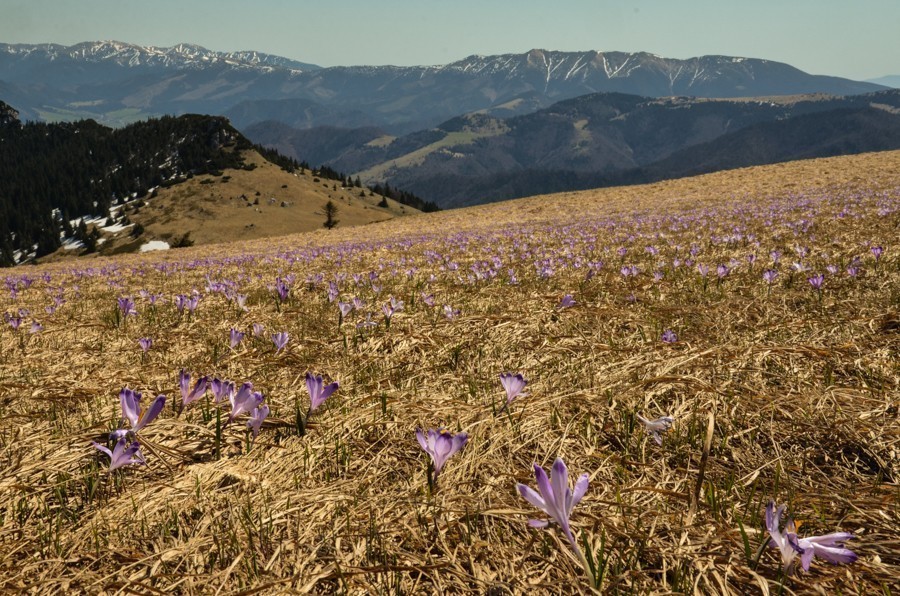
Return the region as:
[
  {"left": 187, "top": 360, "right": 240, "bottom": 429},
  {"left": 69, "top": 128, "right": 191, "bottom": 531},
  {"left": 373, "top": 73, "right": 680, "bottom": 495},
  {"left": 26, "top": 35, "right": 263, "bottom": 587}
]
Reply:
[{"left": 0, "top": 41, "right": 320, "bottom": 74}]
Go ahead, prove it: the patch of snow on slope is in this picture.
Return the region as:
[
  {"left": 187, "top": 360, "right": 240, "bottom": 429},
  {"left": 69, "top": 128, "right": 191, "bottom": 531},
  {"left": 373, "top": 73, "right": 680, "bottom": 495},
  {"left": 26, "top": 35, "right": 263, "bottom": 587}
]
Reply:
[{"left": 140, "top": 241, "right": 170, "bottom": 252}]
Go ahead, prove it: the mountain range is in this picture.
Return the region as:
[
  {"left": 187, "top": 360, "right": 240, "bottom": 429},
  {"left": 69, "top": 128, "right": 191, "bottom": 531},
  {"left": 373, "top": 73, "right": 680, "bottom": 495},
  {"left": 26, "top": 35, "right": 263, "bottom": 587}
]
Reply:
[
  {"left": 244, "top": 90, "right": 900, "bottom": 207},
  {"left": 0, "top": 41, "right": 886, "bottom": 132},
  {"left": 3, "top": 39, "right": 899, "bottom": 228}
]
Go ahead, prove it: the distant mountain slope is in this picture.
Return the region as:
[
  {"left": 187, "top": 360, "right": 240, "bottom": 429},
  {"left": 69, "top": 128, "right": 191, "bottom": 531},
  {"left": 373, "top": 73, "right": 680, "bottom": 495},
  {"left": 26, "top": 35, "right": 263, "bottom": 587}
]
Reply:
[
  {"left": 269, "top": 90, "right": 900, "bottom": 208},
  {"left": 630, "top": 107, "right": 900, "bottom": 183},
  {"left": 867, "top": 75, "right": 900, "bottom": 89},
  {"left": 0, "top": 42, "right": 885, "bottom": 131}
]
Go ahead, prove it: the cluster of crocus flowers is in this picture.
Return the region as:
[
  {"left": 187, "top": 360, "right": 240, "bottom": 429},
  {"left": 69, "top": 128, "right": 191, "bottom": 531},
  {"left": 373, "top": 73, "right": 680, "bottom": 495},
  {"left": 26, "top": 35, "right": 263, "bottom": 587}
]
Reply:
[
  {"left": 94, "top": 387, "right": 166, "bottom": 472},
  {"left": 226, "top": 382, "right": 264, "bottom": 425},
  {"left": 765, "top": 502, "right": 858, "bottom": 575}
]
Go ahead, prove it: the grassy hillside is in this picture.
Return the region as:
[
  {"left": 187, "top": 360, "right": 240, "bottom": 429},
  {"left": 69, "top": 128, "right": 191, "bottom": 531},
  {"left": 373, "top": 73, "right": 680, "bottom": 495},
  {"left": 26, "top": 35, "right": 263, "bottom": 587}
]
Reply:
[
  {"left": 0, "top": 151, "right": 897, "bottom": 593},
  {"left": 58, "top": 149, "right": 417, "bottom": 260}
]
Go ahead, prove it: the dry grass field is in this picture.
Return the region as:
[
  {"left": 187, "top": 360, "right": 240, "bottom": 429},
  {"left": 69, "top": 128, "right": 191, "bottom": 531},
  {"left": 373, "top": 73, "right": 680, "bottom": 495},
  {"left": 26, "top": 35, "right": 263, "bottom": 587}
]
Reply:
[{"left": 1, "top": 151, "right": 898, "bottom": 594}]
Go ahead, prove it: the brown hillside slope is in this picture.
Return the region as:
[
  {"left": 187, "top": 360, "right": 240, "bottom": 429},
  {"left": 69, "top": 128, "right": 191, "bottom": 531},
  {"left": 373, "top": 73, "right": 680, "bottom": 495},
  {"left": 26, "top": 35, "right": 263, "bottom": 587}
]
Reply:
[{"left": 0, "top": 150, "right": 898, "bottom": 593}]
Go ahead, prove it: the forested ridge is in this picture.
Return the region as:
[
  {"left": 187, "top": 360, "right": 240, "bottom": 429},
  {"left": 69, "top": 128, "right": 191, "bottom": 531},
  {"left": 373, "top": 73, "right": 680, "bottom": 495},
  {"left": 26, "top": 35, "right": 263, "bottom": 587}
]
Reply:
[
  {"left": 0, "top": 102, "right": 250, "bottom": 265},
  {"left": 0, "top": 101, "right": 437, "bottom": 266}
]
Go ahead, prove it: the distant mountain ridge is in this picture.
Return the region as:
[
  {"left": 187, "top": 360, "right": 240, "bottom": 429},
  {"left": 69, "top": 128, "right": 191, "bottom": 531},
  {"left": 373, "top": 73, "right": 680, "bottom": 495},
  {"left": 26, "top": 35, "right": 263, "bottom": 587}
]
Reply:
[
  {"left": 0, "top": 40, "right": 320, "bottom": 73},
  {"left": 245, "top": 90, "right": 900, "bottom": 208},
  {"left": 0, "top": 41, "right": 885, "bottom": 130}
]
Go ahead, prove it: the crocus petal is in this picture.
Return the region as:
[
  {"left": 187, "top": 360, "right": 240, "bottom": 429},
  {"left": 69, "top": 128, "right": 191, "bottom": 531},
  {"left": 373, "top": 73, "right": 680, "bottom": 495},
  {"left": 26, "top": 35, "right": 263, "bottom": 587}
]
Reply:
[
  {"left": 569, "top": 473, "right": 590, "bottom": 510},
  {"left": 805, "top": 532, "right": 855, "bottom": 547},
  {"left": 320, "top": 381, "right": 339, "bottom": 402},
  {"left": 809, "top": 543, "right": 858, "bottom": 566},
  {"left": 92, "top": 441, "right": 113, "bottom": 458},
  {"left": 416, "top": 429, "right": 428, "bottom": 452},
  {"left": 765, "top": 502, "right": 778, "bottom": 537},
  {"left": 800, "top": 546, "right": 815, "bottom": 572},
  {"left": 432, "top": 433, "right": 454, "bottom": 472},
  {"left": 134, "top": 394, "right": 166, "bottom": 432},
  {"left": 119, "top": 388, "right": 141, "bottom": 428},
  {"left": 533, "top": 463, "right": 554, "bottom": 501},
  {"left": 528, "top": 519, "right": 550, "bottom": 529},
  {"left": 450, "top": 432, "right": 468, "bottom": 456},
  {"left": 517, "top": 484, "right": 547, "bottom": 510},
  {"left": 247, "top": 404, "right": 269, "bottom": 438},
  {"left": 550, "top": 458, "right": 570, "bottom": 515}
]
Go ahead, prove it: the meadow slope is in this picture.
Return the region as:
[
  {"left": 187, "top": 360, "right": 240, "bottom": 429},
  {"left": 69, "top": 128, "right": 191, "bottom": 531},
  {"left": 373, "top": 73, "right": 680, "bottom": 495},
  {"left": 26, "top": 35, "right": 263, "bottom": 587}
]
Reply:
[{"left": 1, "top": 151, "right": 898, "bottom": 594}]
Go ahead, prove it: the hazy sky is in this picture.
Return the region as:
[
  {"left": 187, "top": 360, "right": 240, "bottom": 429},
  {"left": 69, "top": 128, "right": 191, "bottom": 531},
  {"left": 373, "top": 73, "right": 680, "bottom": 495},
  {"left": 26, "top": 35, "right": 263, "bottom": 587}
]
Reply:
[{"left": 1, "top": 0, "right": 897, "bottom": 79}]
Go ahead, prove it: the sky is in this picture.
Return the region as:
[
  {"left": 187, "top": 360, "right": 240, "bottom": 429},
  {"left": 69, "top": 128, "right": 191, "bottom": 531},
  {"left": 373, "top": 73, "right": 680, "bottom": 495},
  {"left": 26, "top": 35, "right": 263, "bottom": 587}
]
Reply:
[{"left": 1, "top": 0, "right": 898, "bottom": 80}]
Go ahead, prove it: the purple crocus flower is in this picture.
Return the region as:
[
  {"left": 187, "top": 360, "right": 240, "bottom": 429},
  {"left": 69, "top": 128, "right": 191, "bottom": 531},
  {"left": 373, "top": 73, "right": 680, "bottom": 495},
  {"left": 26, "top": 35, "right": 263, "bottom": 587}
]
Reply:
[
  {"left": 416, "top": 428, "right": 468, "bottom": 478},
  {"left": 227, "top": 382, "right": 264, "bottom": 423},
  {"left": 5, "top": 314, "right": 22, "bottom": 331},
  {"left": 636, "top": 414, "right": 674, "bottom": 445},
  {"left": 381, "top": 302, "right": 396, "bottom": 321},
  {"left": 808, "top": 273, "right": 825, "bottom": 290},
  {"left": 271, "top": 331, "right": 289, "bottom": 352},
  {"left": 357, "top": 313, "right": 378, "bottom": 329},
  {"left": 92, "top": 438, "right": 146, "bottom": 472},
  {"left": 697, "top": 264, "right": 709, "bottom": 277},
  {"left": 229, "top": 328, "right": 245, "bottom": 349},
  {"left": 765, "top": 502, "right": 857, "bottom": 575},
  {"left": 327, "top": 281, "right": 339, "bottom": 303},
  {"left": 117, "top": 296, "right": 137, "bottom": 318},
  {"left": 138, "top": 337, "right": 152, "bottom": 353},
  {"left": 557, "top": 294, "right": 576, "bottom": 309},
  {"left": 306, "top": 372, "right": 339, "bottom": 413},
  {"left": 29, "top": 321, "right": 42, "bottom": 334},
  {"left": 716, "top": 264, "right": 729, "bottom": 278},
  {"left": 338, "top": 301, "right": 354, "bottom": 318},
  {"left": 442, "top": 305, "right": 461, "bottom": 320},
  {"left": 179, "top": 369, "right": 208, "bottom": 405},
  {"left": 389, "top": 296, "right": 404, "bottom": 312},
  {"left": 274, "top": 277, "right": 291, "bottom": 302},
  {"left": 252, "top": 322, "right": 265, "bottom": 336},
  {"left": 763, "top": 269, "right": 778, "bottom": 284},
  {"left": 661, "top": 329, "right": 678, "bottom": 344},
  {"left": 871, "top": 246, "right": 883, "bottom": 261},
  {"left": 420, "top": 292, "right": 435, "bottom": 307},
  {"left": 210, "top": 377, "right": 234, "bottom": 403},
  {"left": 247, "top": 404, "right": 270, "bottom": 439},
  {"left": 117, "top": 388, "right": 166, "bottom": 436},
  {"left": 517, "top": 458, "right": 589, "bottom": 537},
  {"left": 499, "top": 373, "right": 528, "bottom": 409}
]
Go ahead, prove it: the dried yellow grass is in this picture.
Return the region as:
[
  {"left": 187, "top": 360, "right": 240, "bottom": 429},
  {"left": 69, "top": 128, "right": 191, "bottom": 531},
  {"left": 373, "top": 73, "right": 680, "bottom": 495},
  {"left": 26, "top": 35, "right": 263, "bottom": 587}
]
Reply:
[{"left": 1, "top": 151, "right": 898, "bottom": 594}]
